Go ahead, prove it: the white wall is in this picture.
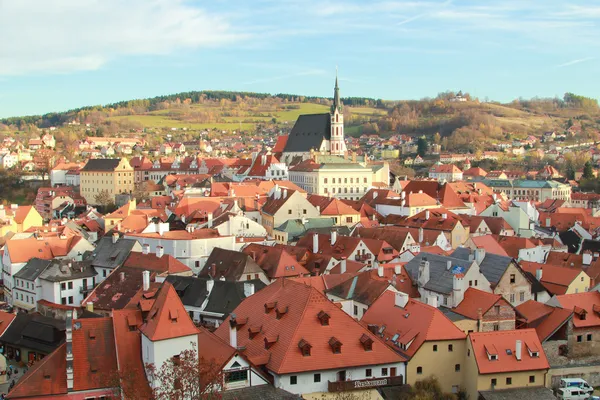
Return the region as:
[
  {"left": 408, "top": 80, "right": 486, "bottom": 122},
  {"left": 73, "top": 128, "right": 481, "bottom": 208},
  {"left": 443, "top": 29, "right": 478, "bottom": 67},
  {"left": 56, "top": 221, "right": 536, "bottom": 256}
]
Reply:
[
  {"left": 216, "top": 215, "right": 267, "bottom": 238},
  {"left": 142, "top": 333, "right": 199, "bottom": 386},
  {"left": 273, "top": 362, "right": 406, "bottom": 395}
]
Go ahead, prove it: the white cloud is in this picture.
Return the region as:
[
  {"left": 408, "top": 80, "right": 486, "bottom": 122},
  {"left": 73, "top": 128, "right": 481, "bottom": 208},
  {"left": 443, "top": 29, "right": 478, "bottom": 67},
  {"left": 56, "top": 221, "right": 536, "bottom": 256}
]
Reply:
[
  {"left": 556, "top": 57, "right": 595, "bottom": 68},
  {"left": 0, "top": 0, "right": 245, "bottom": 76}
]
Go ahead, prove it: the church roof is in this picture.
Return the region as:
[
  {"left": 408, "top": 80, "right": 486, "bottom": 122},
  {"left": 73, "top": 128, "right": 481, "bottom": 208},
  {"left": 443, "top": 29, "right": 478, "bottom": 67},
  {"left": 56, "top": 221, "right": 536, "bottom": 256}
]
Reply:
[{"left": 283, "top": 113, "right": 331, "bottom": 153}]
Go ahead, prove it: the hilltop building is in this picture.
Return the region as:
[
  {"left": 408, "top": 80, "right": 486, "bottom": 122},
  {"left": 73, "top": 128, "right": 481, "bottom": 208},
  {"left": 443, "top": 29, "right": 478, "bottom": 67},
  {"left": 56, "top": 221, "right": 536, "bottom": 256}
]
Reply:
[{"left": 281, "top": 74, "right": 347, "bottom": 164}]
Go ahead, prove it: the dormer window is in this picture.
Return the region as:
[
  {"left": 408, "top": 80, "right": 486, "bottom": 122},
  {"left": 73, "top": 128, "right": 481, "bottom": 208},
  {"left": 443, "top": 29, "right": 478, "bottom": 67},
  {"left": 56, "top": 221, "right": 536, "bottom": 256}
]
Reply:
[
  {"left": 317, "top": 311, "right": 330, "bottom": 326},
  {"left": 88, "top": 330, "right": 96, "bottom": 340},
  {"left": 169, "top": 309, "right": 178, "bottom": 323},
  {"left": 360, "top": 334, "right": 373, "bottom": 351},
  {"left": 248, "top": 326, "right": 261, "bottom": 339},
  {"left": 264, "top": 334, "right": 279, "bottom": 349},
  {"left": 276, "top": 306, "right": 288, "bottom": 320},
  {"left": 264, "top": 301, "right": 277, "bottom": 314},
  {"left": 298, "top": 339, "right": 312, "bottom": 357},
  {"left": 485, "top": 344, "right": 498, "bottom": 361},
  {"left": 329, "top": 337, "right": 343, "bottom": 354}
]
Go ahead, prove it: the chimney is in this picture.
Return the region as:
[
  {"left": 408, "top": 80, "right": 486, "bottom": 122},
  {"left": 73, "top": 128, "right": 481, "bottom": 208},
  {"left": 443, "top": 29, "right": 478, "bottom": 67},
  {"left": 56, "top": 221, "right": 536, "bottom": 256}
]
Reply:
[
  {"left": 331, "top": 230, "right": 338, "bottom": 246},
  {"left": 377, "top": 266, "right": 384, "bottom": 277},
  {"left": 373, "top": 191, "right": 378, "bottom": 199},
  {"left": 207, "top": 212, "right": 213, "bottom": 228},
  {"left": 394, "top": 265, "right": 402, "bottom": 275},
  {"left": 425, "top": 210, "right": 430, "bottom": 220},
  {"left": 66, "top": 310, "right": 74, "bottom": 390},
  {"left": 207, "top": 279, "right": 214, "bottom": 294},
  {"left": 142, "top": 270, "right": 150, "bottom": 291},
  {"left": 142, "top": 244, "right": 150, "bottom": 255},
  {"left": 156, "top": 245, "right": 164, "bottom": 258},
  {"left": 112, "top": 232, "right": 119, "bottom": 244},
  {"left": 429, "top": 295, "right": 438, "bottom": 308},
  {"left": 583, "top": 251, "right": 592, "bottom": 266},
  {"left": 120, "top": 272, "right": 126, "bottom": 282},
  {"left": 447, "top": 260, "right": 452, "bottom": 270},
  {"left": 546, "top": 218, "right": 551, "bottom": 228},
  {"left": 453, "top": 274, "right": 464, "bottom": 307},
  {"left": 474, "top": 248, "right": 485, "bottom": 264},
  {"left": 418, "top": 227, "right": 424, "bottom": 243},
  {"left": 316, "top": 205, "right": 320, "bottom": 214},
  {"left": 394, "top": 292, "right": 409, "bottom": 308},
  {"left": 441, "top": 213, "right": 447, "bottom": 219},
  {"left": 229, "top": 315, "right": 238, "bottom": 349},
  {"left": 418, "top": 258, "right": 430, "bottom": 287},
  {"left": 535, "top": 268, "right": 543, "bottom": 281},
  {"left": 515, "top": 340, "right": 522, "bottom": 361},
  {"left": 313, "top": 233, "right": 319, "bottom": 253},
  {"left": 86, "top": 302, "right": 94, "bottom": 313},
  {"left": 244, "top": 282, "right": 255, "bottom": 297},
  {"left": 401, "top": 191, "right": 405, "bottom": 199},
  {"left": 340, "top": 257, "right": 347, "bottom": 274},
  {"left": 283, "top": 189, "right": 288, "bottom": 199}
]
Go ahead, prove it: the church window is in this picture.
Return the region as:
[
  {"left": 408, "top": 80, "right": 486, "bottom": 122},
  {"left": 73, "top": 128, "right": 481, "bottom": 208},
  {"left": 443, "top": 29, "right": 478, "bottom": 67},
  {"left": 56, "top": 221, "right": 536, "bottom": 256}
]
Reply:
[{"left": 336, "top": 114, "right": 339, "bottom": 122}]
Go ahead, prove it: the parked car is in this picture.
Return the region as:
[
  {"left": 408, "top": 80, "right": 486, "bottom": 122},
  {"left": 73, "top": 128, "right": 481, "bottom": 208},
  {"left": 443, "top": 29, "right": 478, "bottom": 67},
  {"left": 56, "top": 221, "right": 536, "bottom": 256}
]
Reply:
[{"left": 560, "top": 378, "right": 594, "bottom": 395}]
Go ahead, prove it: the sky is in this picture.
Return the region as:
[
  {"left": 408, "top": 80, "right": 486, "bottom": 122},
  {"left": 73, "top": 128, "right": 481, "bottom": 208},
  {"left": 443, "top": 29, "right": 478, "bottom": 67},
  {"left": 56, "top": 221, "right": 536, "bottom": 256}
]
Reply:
[{"left": 1, "top": 0, "right": 600, "bottom": 118}]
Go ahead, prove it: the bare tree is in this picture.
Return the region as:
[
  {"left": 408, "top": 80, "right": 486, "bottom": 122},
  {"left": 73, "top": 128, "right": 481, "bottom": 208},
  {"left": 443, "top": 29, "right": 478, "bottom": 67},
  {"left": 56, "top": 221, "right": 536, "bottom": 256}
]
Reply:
[
  {"left": 146, "top": 343, "right": 224, "bottom": 400},
  {"left": 94, "top": 189, "right": 114, "bottom": 207}
]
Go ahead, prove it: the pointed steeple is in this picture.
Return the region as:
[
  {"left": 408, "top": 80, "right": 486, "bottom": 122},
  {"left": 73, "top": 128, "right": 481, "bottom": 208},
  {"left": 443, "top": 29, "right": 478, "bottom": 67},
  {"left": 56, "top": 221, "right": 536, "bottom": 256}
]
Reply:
[{"left": 332, "top": 68, "right": 342, "bottom": 114}]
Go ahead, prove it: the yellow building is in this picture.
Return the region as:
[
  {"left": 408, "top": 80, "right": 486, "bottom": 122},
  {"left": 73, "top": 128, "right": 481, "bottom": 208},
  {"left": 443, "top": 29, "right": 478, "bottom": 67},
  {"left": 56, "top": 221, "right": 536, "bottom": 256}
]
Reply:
[
  {"left": 361, "top": 292, "right": 468, "bottom": 394},
  {"left": 80, "top": 158, "right": 135, "bottom": 205},
  {"left": 464, "top": 329, "right": 549, "bottom": 399},
  {"left": 0, "top": 205, "right": 43, "bottom": 236},
  {"left": 288, "top": 154, "right": 389, "bottom": 201},
  {"left": 104, "top": 199, "right": 137, "bottom": 230},
  {"left": 380, "top": 149, "right": 400, "bottom": 159},
  {"left": 521, "top": 262, "right": 590, "bottom": 296}
]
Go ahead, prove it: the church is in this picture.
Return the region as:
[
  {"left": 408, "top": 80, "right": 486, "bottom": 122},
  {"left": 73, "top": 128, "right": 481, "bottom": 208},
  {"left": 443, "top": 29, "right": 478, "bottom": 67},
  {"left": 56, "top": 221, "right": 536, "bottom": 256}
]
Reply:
[{"left": 278, "top": 74, "right": 347, "bottom": 165}]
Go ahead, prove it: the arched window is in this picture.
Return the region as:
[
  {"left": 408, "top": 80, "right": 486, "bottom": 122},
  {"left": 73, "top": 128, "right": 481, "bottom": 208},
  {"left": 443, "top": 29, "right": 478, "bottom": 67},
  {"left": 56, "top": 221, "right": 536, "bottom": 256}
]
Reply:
[{"left": 336, "top": 114, "right": 339, "bottom": 122}]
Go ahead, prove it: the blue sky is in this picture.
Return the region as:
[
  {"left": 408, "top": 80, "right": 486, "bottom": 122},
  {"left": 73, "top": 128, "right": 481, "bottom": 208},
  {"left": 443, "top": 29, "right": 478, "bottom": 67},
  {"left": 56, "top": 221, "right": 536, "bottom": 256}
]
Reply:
[{"left": 1, "top": 0, "right": 600, "bottom": 118}]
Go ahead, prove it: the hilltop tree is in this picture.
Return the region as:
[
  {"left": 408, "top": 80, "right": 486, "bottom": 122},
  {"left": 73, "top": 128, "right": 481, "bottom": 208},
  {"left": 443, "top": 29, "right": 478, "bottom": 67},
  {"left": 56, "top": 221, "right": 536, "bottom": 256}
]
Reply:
[
  {"left": 583, "top": 161, "right": 594, "bottom": 179},
  {"left": 417, "top": 137, "right": 428, "bottom": 157}
]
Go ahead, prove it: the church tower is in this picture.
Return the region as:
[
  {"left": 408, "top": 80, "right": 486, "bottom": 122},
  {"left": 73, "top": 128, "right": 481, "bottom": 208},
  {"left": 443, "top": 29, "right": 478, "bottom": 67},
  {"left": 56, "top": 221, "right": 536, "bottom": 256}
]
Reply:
[{"left": 329, "top": 72, "right": 346, "bottom": 156}]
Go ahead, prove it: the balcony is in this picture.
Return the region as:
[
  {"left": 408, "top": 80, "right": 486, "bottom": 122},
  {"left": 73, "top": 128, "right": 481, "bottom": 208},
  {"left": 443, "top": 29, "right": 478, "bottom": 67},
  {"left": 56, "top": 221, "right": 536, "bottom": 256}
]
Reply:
[
  {"left": 79, "top": 284, "right": 96, "bottom": 294},
  {"left": 355, "top": 253, "right": 372, "bottom": 262},
  {"left": 328, "top": 375, "right": 404, "bottom": 392}
]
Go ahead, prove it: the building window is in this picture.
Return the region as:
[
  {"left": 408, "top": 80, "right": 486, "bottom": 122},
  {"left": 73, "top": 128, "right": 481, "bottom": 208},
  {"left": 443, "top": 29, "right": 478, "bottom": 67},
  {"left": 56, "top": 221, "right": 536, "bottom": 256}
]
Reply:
[
  {"left": 494, "top": 305, "right": 500, "bottom": 314},
  {"left": 314, "top": 373, "right": 321, "bottom": 383},
  {"left": 506, "top": 377, "right": 512, "bottom": 385},
  {"left": 68, "top": 296, "right": 73, "bottom": 304},
  {"left": 68, "top": 282, "right": 73, "bottom": 290},
  {"left": 577, "top": 335, "right": 583, "bottom": 342},
  {"left": 61, "top": 297, "right": 67, "bottom": 305},
  {"left": 303, "top": 209, "right": 307, "bottom": 215},
  {"left": 455, "top": 364, "right": 460, "bottom": 372},
  {"left": 491, "top": 378, "right": 497, "bottom": 386},
  {"left": 448, "top": 344, "right": 453, "bottom": 352},
  {"left": 433, "top": 344, "right": 437, "bottom": 352},
  {"left": 493, "top": 323, "right": 499, "bottom": 331},
  {"left": 416, "top": 366, "right": 423, "bottom": 375},
  {"left": 519, "top": 291, "right": 525, "bottom": 302},
  {"left": 510, "top": 274, "right": 516, "bottom": 283},
  {"left": 587, "top": 334, "right": 592, "bottom": 341},
  {"left": 366, "top": 368, "right": 372, "bottom": 377},
  {"left": 61, "top": 283, "right": 66, "bottom": 290},
  {"left": 529, "top": 375, "right": 535, "bottom": 383},
  {"left": 510, "top": 294, "right": 515, "bottom": 303},
  {"left": 469, "top": 280, "right": 472, "bottom": 287},
  {"left": 353, "top": 305, "right": 358, "bottom": 316},
  {"left": 225, "top": 370, "right": 248, "bottom": 383},
  {"left": 288, "top": 210, "right": 292, "bottom": 215},
  {"left": 381, "top": 368, "right": 388, "bottom": 376},
  {"left": 290, "top": 376, "right": 297, "bottom": 385}
]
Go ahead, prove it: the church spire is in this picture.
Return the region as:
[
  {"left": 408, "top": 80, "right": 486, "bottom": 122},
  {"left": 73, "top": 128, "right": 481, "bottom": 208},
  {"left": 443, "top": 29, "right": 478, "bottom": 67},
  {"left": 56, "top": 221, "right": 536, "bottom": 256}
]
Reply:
[{"left": 332, "top": 68, "right": 342, "bottom": 114}]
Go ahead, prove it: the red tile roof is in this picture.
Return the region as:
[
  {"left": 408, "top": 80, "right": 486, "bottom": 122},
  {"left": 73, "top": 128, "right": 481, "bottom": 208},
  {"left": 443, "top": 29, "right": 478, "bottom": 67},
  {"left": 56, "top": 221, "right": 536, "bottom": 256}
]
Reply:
[
  {"left": 520, "top": 261, "right": 584, "bottom": 295},
  {"left": 72, "top": 317, "right": 118, "bottom": 391},
  {"left": 515, "top": 300, "right": 573, "bottom": 342},
  {"left": 469, "top": 329, "right": 549, "bottom": 374},
  {"left": 112, "top": 309, "right": 153, "bottom": 398},
  {"left": 242, "top": 244, "right": 310, "bottom": 279},
  {"left": 308, "top": 195, "right": 360, "bottom": 216},
  {"left": 0, "top": 311, "right": 16, "bottom": 336},
  {"left": 452, "top": 288, "right": 506, "bottom": 320},
  {"left": 555, "top": 291, "right": 600, "bottom": 328},
  {"left": 7, "top": 343, "right": 67, "bottom": 398},
  {"left": 470, "top": 235, "right": 509, "bottom": 257},
  {"left": 214, "top": 279, "right": 404, "bottom": 374},
  {"left": 140, "top": 281, "right": 199, "bottom": 341},
  {"left": 290, "top": 274, "right": 355, "bottom": 294},
  {"left": 124, "top": 252, "right": 191, "bottom": 275},
  {"left": 361, "top": 291, "right": 465, "bottom": 358}
]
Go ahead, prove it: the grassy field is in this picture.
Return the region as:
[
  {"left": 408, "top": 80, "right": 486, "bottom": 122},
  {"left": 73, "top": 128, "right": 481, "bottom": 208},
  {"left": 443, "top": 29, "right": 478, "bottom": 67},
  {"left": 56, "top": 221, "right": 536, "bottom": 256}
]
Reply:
[{"left": 109, "top": 115, "right": 255, "bottom": 131}]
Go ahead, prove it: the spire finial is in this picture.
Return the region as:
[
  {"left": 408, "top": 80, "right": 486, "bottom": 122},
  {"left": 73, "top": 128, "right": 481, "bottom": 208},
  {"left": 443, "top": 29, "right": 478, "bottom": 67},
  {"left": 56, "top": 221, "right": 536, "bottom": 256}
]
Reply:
[{"left": 335, "top": 66, "right": 339, "bottom": 87}]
